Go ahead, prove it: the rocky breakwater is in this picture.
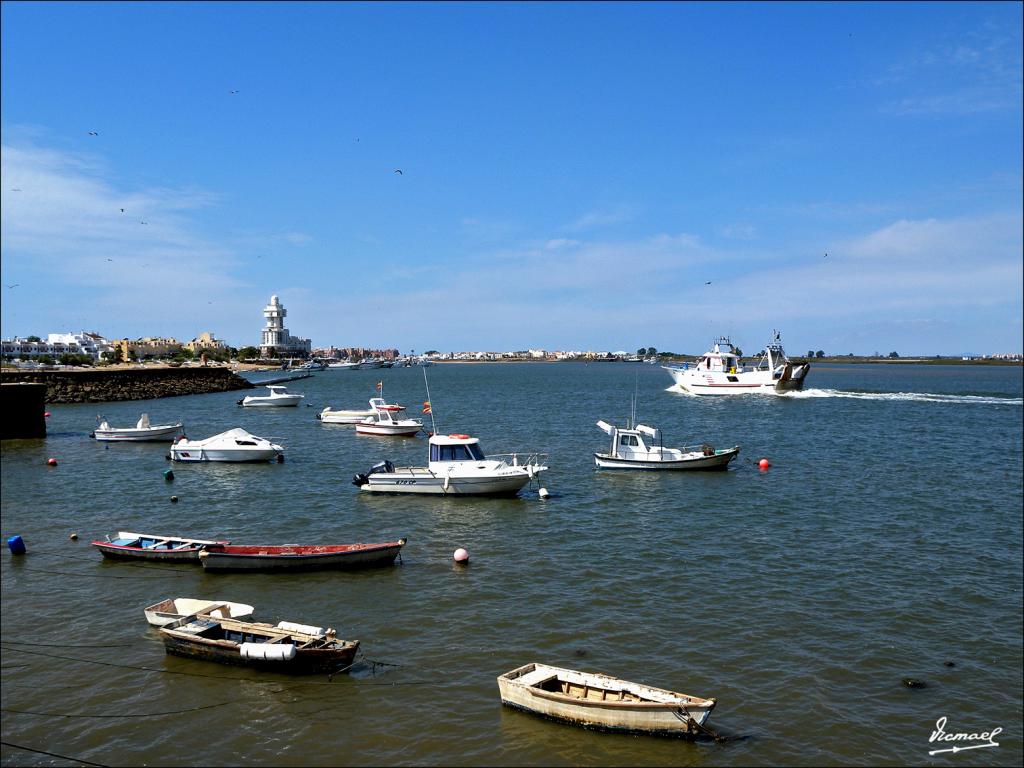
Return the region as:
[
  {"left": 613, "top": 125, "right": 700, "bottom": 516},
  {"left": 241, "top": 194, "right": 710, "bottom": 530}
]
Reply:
[{"left": 0, "top": 367, "right": 255, "bottom": 404}]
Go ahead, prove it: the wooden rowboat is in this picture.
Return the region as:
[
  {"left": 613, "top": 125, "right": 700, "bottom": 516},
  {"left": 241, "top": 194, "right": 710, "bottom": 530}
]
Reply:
[
  {"left": 159, "top": 615, "right": 359, "bottom": 674},
  {"left": 497, "top": 663, "right": 716, "bottom": 737},
  {"left": 197, "top": 539, "right": 406, "bottom": 572},
  {"left": 91, "top": 532, "right": 229, "bottom": 562},
  {"left": 143, "top": 598, "right": 255, "bottom": 626}
]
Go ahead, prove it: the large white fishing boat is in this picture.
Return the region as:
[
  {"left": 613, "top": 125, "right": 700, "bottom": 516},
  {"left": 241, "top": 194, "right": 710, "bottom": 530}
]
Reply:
[
  {"left": 663, "top": 330, "right": 810, "bottom": 395},
  {"left": 352, "top": 433, "right": 547, "bottom": 495}
]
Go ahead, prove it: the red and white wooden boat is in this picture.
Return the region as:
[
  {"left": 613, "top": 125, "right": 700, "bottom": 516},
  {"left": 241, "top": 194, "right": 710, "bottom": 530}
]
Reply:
[{"left": 197, "top": 539, "right": 407, "bottom": 572}]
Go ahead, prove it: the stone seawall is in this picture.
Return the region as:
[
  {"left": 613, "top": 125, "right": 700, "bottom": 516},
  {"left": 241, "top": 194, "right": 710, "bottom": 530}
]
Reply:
[{"left": 0, "top": 367, "right": 255, "bottom": 404}]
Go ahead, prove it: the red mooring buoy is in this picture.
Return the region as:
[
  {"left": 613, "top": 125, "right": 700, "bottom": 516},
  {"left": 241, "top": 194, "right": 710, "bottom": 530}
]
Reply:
[{"left": 758, "top": 458, "right": 771, "bottom": 470}]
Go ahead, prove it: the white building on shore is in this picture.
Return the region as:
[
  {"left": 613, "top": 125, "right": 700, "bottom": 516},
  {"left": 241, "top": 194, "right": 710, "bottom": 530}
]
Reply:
[
  {"left": 259, "top": 295, "right": 311, "bottom": 358},
  {"left": 1, "top": 331, "right": 114, "bottom": 361}
]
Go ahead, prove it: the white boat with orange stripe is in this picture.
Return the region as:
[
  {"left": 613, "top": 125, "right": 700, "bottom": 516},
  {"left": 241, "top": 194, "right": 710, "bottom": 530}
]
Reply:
[
  {"left": 352, "top": 433, "right": 548, "bottom": 496},
  {"left": 663, "top": 330, "right": 810, "bottom": 395}
]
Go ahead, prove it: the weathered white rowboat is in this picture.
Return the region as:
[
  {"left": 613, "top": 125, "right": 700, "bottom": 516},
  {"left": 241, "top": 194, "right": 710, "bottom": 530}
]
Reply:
[
  {"left": 143, "top": 598, "right": 255, "bottom": 626},
  {"left": 497, "top": 662, "right": 716, "bottom": 737}
]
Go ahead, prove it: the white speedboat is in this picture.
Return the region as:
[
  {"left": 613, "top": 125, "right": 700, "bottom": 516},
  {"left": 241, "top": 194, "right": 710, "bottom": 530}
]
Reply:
[
  {"left": 318, "top": 397, "right": 404, "bottom": 424},
  {"left": 169, "top": 428, "right": 284, "bottom": 462},
  {"left": 662, "top": 330, "right": 810, "bottom": 395},
  {"left": 239, "top": 385, "right": 304, "bottom": 407},
  {"left": 92, "top": 413, "right": 183, "bottom": 442},
  {"left": 594, "top": 421, "right": 739, "bottom": 470},
  {"left": 352, "top": 433, "right": 548, "bottom": 495},
  {"left": 326, "top": 360, "right": 361, "bottom": 370},
  {"left": 355, "top": 400, "right": 423, "bottom": 436},
  {"left": 359, "top": 358, "right": 384, "bottom": 369}
]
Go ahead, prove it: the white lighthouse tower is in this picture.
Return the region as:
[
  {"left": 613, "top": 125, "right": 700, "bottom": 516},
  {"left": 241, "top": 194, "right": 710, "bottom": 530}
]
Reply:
[{"left": 259, "top": 295, "right": 311, "bottom": 358}]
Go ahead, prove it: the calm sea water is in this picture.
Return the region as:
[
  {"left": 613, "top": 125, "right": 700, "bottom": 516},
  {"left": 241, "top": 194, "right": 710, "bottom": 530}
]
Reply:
[{"left": 2, "top": 363, "right": 1022, "bottom": 767}]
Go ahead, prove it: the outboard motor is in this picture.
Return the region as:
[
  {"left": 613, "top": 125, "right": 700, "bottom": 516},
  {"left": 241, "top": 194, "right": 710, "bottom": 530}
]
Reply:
[{"left": 352, "top": 460, "right": 396, "bottom": 487}]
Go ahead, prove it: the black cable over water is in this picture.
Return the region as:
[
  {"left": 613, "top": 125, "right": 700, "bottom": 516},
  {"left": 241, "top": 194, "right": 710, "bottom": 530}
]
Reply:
[
  {"left": 12, "top": 548, "right": 196, "bottom": 573},
  {"left": 9, "top": 565, "right": 184, "bottom": 579},
  {"left": 0, "top": 740, "right": 108, "bottom": 767},
  {"left": 2, "top": 640, "right": 136, "bottom": 649},
  {"left": 0, "top": 645, "right": 438, "bottom": 688},
  {"left": 1, "top": 701, "right": 231, "bottom": 719}
]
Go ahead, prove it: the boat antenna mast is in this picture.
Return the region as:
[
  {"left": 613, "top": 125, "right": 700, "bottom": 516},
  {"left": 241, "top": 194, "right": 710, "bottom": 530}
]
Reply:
[{"left": 422, "top": 366, "right": 438, "bottom": 435}]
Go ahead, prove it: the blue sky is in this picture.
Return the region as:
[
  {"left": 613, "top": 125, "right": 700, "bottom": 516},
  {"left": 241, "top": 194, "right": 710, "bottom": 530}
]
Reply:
[{"left": 2, "top": 1, "right": 1021, "bottom": 356}]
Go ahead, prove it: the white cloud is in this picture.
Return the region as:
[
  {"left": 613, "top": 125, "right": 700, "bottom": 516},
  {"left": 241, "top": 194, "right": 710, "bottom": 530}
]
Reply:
[
  {"left": 563, "top": 206, "right": 634, "bottom": 233},
  {"left": 0, "top": 141, "right": 248, "bottom": 340}
]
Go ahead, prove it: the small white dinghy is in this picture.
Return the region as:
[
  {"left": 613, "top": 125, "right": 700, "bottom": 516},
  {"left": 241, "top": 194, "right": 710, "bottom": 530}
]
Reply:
[
  {"left": 143, "top": 598, "right": 255, "bottom": 627},
  {"left": 594, "top": 421, "right": 739, "bottom": 470},
  {"left": 355, "top": 400, "right": 422, "bottom": 436},
  {"left": 239, "top": 385, "right": 304, "bottom": 407},
  {"left": 92, "top": 413, "right": 183, "bottom": 442},
  {"left": 169, "top": 428, "right": 284, "bottom": 462},
  {"left": 497, "top": 662, "right": 716, "bottom": 737}
]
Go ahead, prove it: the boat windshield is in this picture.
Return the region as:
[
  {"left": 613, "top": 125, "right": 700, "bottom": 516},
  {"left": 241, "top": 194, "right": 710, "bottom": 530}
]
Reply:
[{"left": 431, "top": 443, "right": 485, "bottom": 461}]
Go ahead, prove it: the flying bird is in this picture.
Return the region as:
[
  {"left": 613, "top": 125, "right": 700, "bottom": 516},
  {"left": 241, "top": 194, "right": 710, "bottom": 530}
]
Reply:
[
  {"left": 6, "top": 284, "right": 19, "bottom": 289},
  {"left": 88, "top": 131, "right": 98, "bottom": 136},
  {"left": 120, "top": 208, "right": 125, "bottom": 213},
  {"left": 10, "top": 188, "right": 22, "bottom": 192},
  {"left": 229, "top": 90, "right": 239, "bottom": 94},
  {"left": 394, "top": 169, "right": 403, "bottom": 175},
  {"left": 704, "top": 281, "right": 712, "bottom": 285},
  {"left": 140, "top": 221, "right": 148, "bottom": 225},
  {"left": 106, "top": 258, "right": 113, "bottom": 262}
]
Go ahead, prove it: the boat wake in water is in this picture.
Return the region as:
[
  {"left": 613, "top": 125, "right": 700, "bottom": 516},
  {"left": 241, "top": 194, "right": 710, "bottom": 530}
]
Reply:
[{"left": 666, "top": 385, "right": 1021, "bottom": 406}]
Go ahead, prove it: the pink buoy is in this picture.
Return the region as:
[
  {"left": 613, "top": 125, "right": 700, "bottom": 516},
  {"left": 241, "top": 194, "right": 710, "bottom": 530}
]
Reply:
[
  {"left": 44, "top": 412, "right": 51, "bottom": 418},
  {"left": 46, "top": 458, "right": 58, "bottom": 466},
  {"left": 758, "top": 458, "right": 771, "bottom": 470},
  {"left": 453, "top": 548, "right": 469, "bottom": 563}
]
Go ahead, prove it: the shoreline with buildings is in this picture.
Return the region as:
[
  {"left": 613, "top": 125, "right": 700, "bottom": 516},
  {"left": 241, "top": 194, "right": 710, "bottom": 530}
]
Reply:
[{"left": 3, "top": 294, "right": 1021, "bottom": 370}]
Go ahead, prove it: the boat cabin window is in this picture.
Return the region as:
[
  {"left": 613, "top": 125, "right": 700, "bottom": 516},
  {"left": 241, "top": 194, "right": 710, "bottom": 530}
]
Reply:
[
  {"left": 432, "top": 444, "right": 480, "bottom": 461},
  {"left": 619, "top": 435, "right": 639, "bottom": 447}
]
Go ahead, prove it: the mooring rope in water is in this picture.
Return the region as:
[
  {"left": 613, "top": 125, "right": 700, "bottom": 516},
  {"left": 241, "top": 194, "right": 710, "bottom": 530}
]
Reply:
[
  {"left": 1, "top": 639, "right": 136, "bottom": 648},
  {"left": 0, "top": 644, "right": 435, "bottom": 688},
  {"left": 10, "top": 548, "right": 198, "bottom": 573},
  {"left": 0, "top": 701, "right": 232, "bottom": 719},
  {"left": 0, "top": 740, "right": 108, "bottom": 767},
  {"left": 7, "top": 565, "right": 184, "bottom": 580}
]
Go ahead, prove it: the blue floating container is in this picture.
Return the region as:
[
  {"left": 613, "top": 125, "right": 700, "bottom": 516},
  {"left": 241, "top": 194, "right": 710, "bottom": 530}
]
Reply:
[
  {"left": 163, "top": 469, "right": 174, "bottom": 482},
  {"left": 7, "top": 535, "right": 27, "bottom": 555}
]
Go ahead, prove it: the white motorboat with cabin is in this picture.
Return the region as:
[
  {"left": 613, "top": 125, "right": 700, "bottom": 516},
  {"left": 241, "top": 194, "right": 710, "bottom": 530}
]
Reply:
[
  {"left": 239, "top": 385, "right": 304, "bottom": 407},
  {"left": 355, "top": 400, "right": 423, "bottom": 436},
  {"left": 169, "top": 428, "right": 284, "bottom": 462},
  {"left": 595, "top": 421, "right": 739, "bottom": 470},
  {"left": 326, "top": 360, "right": 361, "bottom": 370},
  {"left": 318, "top": 396, "right": 404, "bottom": 424},
  {"left": 92, "top": 413, "right": 183, "bottom": 442},
  {"left": 663, "top": 330, "right": 810, "bottom": 395},
  {"left": 352, "top": 433, "right": 548, "bottom": 495}
]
